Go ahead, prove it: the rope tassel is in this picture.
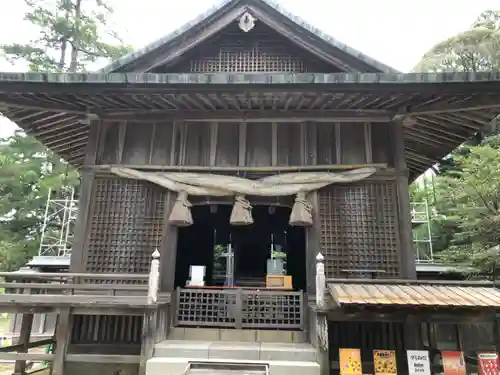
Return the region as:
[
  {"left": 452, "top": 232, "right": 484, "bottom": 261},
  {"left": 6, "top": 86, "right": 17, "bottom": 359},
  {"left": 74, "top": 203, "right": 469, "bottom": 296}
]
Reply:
[
  {"left": 230, "top": 195, "right": 253, "bottom": 226},
  {"left": 289, "top": 191, "right": 313, "bottom": 227},
  {"left": 168, "top": 191, "right": 193, "bottom": 227}
]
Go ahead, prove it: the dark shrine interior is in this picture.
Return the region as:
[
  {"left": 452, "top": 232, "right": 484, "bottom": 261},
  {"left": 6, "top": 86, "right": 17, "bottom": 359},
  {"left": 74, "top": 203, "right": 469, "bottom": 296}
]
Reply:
[{"left": 175, "top": 204, "right": 306, "bottom": 290}]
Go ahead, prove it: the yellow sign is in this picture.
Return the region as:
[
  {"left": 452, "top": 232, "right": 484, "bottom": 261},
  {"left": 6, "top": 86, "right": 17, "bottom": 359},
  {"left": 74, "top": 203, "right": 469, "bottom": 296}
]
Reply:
[
  {"left": 374, "top": 350, "right": 397, "bottom": 375},
  {"left": 339, "top": 348, "right": 363, "bottom": 375}
]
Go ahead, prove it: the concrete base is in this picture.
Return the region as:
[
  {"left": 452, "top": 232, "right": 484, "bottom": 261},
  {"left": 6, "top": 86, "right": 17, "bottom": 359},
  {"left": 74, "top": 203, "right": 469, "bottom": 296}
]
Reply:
[
  {"left": 148, "top": 330, "right": 319, "bottom": 375},
  {"left": 167, "top": 327, "right": 306, "bottom": 343},
  {"left": 146, "top": 358, "right": 320, "bottom": 375},
  {"left": 154, "top": 340, "right": 317, "bottom": 362}
]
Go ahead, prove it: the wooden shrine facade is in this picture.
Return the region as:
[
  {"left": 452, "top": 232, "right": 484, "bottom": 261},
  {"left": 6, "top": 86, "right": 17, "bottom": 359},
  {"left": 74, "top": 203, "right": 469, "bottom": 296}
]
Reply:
[{"left": 1, "top": 0, "right": 500, "bottom": 373}]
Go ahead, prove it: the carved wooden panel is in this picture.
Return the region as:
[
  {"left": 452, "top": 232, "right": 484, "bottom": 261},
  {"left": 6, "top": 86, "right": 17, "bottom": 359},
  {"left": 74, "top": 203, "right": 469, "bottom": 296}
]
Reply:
[
  {"left": 340, "top": 123, "right": 366, "bottom": 164},
  {"left": 319, "top": 181, "right": 401, "bottom": 278},
  {"left": 122, "top": 122, "right": 154, "bottom": 164},
  {"left": 151, "top": 122, "right": 174, "bottom": 164},
  {"left": 85, "top": 177, "right": 166, "bottom": 276},
  {"left": 98, "top": 121, "right": 120, "bottom": 164},
  {"left": 184, "top": 122, "right": 211, "bottom": 165},
  {"left": 316, "top": 123, "right": 338, "bottom": 165},
  {"left": 96, "top": 121, "right": 375, "bottom": 168},
  {"left": 246, "top": 123, "right": 272, "bottom": 166},
  {"left": 215, "top": 122, "right": 239, "bottom": 166},
  {"left": 276, "top": 123, "right": 302, "bottom": 166},
  {"left": 371, "top": 123, "right": 393, "bottom": 165},
  {"left": 162, "top": 23, "right": 339, "bottom": 74}
]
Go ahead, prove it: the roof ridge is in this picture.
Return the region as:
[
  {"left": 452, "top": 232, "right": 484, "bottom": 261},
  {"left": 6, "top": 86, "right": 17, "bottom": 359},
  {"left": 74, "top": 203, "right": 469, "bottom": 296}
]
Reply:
[{"left": 99, "top": 0, "right": 400, "bottom": 74}]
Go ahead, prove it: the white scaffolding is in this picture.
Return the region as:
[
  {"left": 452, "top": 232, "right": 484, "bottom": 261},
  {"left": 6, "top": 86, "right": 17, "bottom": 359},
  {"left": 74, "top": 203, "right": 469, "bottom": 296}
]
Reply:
[
  {"left": 411, "top": 200, "right": 434, "bottom": 263},
  {"left": 38, "top": 188, "right": 78, "bottom": 257}
]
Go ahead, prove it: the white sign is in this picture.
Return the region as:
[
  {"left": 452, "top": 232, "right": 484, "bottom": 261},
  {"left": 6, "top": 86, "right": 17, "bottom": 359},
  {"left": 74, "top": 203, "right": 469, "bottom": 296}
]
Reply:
[{"left": 407, "top": 350, "right": 431, "bottom": 375}]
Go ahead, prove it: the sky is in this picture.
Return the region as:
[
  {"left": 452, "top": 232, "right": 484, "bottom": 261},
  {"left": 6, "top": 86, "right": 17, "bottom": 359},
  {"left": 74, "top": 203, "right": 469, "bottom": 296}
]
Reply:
[{"left": 0, "top": 0, "right": 498, "bottom": 138}]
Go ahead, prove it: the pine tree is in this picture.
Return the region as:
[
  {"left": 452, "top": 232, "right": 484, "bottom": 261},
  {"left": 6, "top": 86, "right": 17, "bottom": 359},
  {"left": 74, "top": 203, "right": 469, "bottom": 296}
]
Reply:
[
  {"left": 0, "top": 0, "right": 131, "bottom": 270},
  {"left": 1, "top": 0, "right": 131, "bottom": 72}
]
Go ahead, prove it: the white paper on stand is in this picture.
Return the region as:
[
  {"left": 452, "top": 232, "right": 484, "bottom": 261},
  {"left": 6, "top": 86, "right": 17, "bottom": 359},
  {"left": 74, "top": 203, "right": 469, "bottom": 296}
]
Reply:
[{"left": 407, "top": 350, "right": 431, "bottom": 375}]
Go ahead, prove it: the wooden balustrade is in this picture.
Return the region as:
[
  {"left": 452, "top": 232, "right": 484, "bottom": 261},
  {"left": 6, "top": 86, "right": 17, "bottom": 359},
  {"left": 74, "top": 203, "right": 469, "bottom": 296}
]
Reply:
[
  {"left": 175, "top": 287, "right": 304, "bottom": 330},
  {"left": 0, "top": 250, "right": 165, "bottom": 375}
]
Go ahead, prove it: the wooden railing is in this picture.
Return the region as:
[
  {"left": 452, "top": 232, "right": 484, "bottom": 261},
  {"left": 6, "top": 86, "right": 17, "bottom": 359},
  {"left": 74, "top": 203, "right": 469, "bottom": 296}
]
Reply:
[
  {"left": 0, "top": 250, "right": 165, "bottom": 375},
  {"left": 175, "top": 287, "right": 304, "bottom": 330}
]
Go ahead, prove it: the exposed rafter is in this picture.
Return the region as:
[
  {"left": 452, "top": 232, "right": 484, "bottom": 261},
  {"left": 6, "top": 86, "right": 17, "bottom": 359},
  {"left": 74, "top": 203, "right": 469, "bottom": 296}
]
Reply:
[
  {"left": 1, "top": 71, "right": 500, "bottom": 180},
  {"left": 103, "top": 109, "right": 393, "bottom": 123}
]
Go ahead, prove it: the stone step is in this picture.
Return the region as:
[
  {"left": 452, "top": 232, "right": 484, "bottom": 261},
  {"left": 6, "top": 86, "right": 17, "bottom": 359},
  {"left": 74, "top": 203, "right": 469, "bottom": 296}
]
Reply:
[
  {"left": 146, "top": 358, "right": 320, "bottom": 375},
  {"left": 167, "top": 327, "right": 306, "bottom": 343},
  {"left": 154, "top": 340, "right": 318, "bottom": 363}
]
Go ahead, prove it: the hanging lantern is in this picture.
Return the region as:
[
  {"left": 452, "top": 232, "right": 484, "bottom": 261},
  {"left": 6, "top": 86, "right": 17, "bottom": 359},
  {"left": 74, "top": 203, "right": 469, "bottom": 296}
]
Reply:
[{"left": 238, "top": 12, "right": 256, "bottom": 32}]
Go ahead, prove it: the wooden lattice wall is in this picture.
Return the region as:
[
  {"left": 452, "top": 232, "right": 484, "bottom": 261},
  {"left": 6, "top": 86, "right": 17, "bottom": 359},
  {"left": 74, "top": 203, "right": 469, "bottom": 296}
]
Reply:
[
  {"left": 159, "top": 22, "right": 340, "bottom": 73},
  {"left": 85, "top": 177, "right": 166, "bottom": 276},
  {"left": 71, "top": 315, "right": 143, "bottom": 346},
  {"left": 319, "top": 181, "right": 401, "bottom": 278}
]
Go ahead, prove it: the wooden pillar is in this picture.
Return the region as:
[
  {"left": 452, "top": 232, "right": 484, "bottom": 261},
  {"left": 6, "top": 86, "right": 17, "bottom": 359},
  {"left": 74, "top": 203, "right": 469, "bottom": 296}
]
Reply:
[
  {"left": 494, "top": 317, "right": 500, "bottom": 354},
  {"left": 70, "top": 119, "right": 102, "bottom": 272},
  {"left": 12, "top": 313, "right": 34, "bottom": 375},
  {"left": 426, "top": 322, "right": 438, "bottom": 375},
  {"left": 160, "top": 191, "right": 178, "bottom": 293},
  {"left": 52, "top": 308, "right": 71, "bottom": 375},
  {"left": 306, "top": 191, "right": 321, "bottom": 296},
  {"left": 405, "top": 315, "right": 423, "bottom": 350},
  {"left": 391, "top": 118, "right": 417, "bottom": 279}
]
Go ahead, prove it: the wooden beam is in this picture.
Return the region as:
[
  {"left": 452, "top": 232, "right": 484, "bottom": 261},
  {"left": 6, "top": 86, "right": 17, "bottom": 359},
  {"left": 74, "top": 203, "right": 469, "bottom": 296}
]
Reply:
[
  {"left": 65, "top": 354, "right": 140, "bottom": 363},
  {"left": 0, "top": 353, "right": 54, "bottom": 362},
  {"left": 248, "top": 5, "right": 354, "bottom": 71},
  {"left": 103, "top": 109, "right": 394, "bottom": 123},
  {"left": 13, "top": 312, "right": 34, "bottom": 375},
  {"left": 238, "top": 122, "right": 247, "bottom": 166},
  {"left": 137, "top": 5, "right": 248, "bottom": 72},
  {"left": 0, "top": 101, "right": 87, "bottom": 114},
  {"left": 0, "top": 282, "right": 148, "bottom": 291},
  {"left": 325, "top": 277, "right": 495, "bottom": 286},
  {"left": 140, "top": 309, "right": 158, "bottom": 375},
  {"left": 405, "top": 101, "right": 500, "bottom": 116},
  {"left": 0, "top": 338, "right": 53, "bottom": 353},
  {"left": 0, "top": 271, "right": 148, "bottom": 280},
  {"left": 88, "top": 163, "right": 389, "bottom": 173},
  {"left": 325, "top": 309, "right": 494, "bottom": 323},
  {"left": 392, "top": 117, "right": 417, "bottom": 279},
  {"left": 53, "top": 308, "right": 70, "bottom": 375}
]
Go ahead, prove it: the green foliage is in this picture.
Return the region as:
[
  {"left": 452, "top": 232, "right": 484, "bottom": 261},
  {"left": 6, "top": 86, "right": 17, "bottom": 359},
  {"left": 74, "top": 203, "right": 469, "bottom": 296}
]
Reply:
[
  {"left": 0, "top": 0, "right": 129, "bottom": 270},
  {"left": 410, "top": 9, "right": 500, "bottom": 273},
  {"left": 434, "top": 145, "right": 500, "bottom": 272},
  {"left": 0, "top": 132, "right": 79, "bottom": 271},
  {"left": 415, "top": 10, "right": 500, "bottom": 72},
  {"left": 412, "top": 141, "right": 500, "bottom": 273},
  {"left": 1, "top": 0, "right": 132, "bottom": 72}
]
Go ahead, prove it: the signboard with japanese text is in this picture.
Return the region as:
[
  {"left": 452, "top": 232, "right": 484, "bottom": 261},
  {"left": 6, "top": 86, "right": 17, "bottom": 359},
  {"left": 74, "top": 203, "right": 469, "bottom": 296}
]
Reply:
[
  {"left": 442, "top": 351, "right": 466, "bottom": 375},
  {"left": 339, "top": 348, "right": 363, "bottom": 375},
  {"left": 407, "top": 350, "right": 431, "bottom": 375},
  {"left": 373, "top": 350, "right": 397, "bottom": 375},
  {"left": 478, "top": 352, "right": 499, "bottom": 375}
]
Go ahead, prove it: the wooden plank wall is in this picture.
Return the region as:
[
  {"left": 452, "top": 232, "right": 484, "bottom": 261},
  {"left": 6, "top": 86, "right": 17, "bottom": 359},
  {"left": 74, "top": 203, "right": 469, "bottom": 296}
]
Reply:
[
  {"left": 96, "top": 121, "right": 393, "bottom": 167},
  {"left": 88, "top": 120, "right": 401, "bottom": 281}
]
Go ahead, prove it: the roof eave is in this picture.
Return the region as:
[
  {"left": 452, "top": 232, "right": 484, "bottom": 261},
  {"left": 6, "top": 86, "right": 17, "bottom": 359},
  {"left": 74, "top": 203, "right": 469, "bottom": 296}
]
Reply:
[{"left": 99, "top": 0, "right": 400, "bottom": 75}]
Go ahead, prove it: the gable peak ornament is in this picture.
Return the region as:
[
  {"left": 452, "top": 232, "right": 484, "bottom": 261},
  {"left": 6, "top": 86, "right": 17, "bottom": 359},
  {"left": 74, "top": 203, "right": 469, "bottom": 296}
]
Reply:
[{"left": 238, "top": 12, "right": 256, "bottom": 32}]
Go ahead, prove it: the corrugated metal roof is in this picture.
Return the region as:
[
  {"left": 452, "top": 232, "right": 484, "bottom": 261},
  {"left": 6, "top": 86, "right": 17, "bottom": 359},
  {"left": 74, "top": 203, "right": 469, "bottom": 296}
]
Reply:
[{"left": 328, "top": 283, "right": 500, "bottom": 308}]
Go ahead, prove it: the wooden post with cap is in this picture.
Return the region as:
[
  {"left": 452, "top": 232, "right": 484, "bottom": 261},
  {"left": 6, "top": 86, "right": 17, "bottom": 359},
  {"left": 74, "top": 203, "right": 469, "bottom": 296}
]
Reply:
[
  {"left": 316, "top": 252, "right": 325, "bottom": 308},
  {"left": 148, "top": 249, "right": 160, "bottom": 304},
  {"left": 315, "top": 252, "right": 329, "bottom": 375},
  {"left": 140, "top": 249, "right": 161, "bottom": 375}
]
